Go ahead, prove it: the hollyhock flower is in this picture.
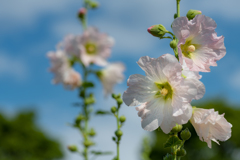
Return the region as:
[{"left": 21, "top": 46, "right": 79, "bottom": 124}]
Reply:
[
  {"left": 58, "top": 34, "right": 81, "bottom": 57},
  {"left": 172, "top": 15, "right": 226, "bottom": 72},
  {"left": 47, "top": 50, "right": 81, "bottom": 90},
  {"left": 79, "top": 27, "right": 114, "bottom": 66},
  {"left": 190, "top": 108, "right": 232, "bottom": 148},
  {"left": 181, "top": 61, "right": 205, "bottom": 100},
  {"left": 98, "top": 62, "right": 125, "bottom": 95},
  {"left": 122, "top": 54, "right": 205, "bottom": 133}
]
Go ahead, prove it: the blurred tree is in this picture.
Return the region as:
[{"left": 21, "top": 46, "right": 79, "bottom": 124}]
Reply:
[
  {"left": 142, "top": 98, "right": 240, "bottom": 160},
  {"left": 0, "top": 111, "right": 63, "bottom": 160}
]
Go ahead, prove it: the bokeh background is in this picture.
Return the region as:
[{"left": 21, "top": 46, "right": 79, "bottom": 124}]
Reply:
[{"left": 0, "top": 0, "right": 240, "bottom": 159}]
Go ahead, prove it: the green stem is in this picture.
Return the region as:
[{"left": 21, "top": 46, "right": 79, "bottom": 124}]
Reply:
[
  {"left": 82, "top": 66, "right": 89, "bottom": 160},
  {"left": 175, "top": 0, "right": 181, "bottom": 61},
  {"left": 177, "top": 0, "right": 180, "bottom": 17},
  {"left": 116, "top": 105, "right": 120, "bottom": 160}
]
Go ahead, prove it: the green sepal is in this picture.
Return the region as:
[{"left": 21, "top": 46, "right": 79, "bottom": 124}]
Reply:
[{"left": 163, "top": 136, "right": 182, "bottom": 148}]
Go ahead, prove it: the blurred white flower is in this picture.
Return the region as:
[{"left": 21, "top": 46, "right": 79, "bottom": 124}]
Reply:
[
  {"left": 47, "top": 50, "right": 81, "bottom": 90},
  {"left": 190, "top": 108, "right": 232, "bottom": 148},
  {"left": 98, "top": 62, "right": 125, "bottom": 95},
  {"left": 59, "top": 27, "right": 114, "bottom": 67},
  {"left": 123, "top": 54, "right": 205, "bottom": 133}
]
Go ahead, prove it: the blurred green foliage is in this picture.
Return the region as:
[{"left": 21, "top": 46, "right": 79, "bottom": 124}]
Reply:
[
  {"left": 143, "top": 99, "right": 240, "bottom": 160},
  {"left": 0, "top": 111, "right": 63, "bottom": 160}
]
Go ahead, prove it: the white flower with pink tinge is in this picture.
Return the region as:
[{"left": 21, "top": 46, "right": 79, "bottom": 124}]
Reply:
[
  {"left": 172, "top": 15, "right": 226, "bottom": 72},
  {"left": 98, "top": 62, "right": 125, "bottom": 95},
  {"left": 190, "top": 108, "right": 232, "bottom": 148},
  {"left": 48, "top": 50, "right": 81, "bottom": 90},
  {"left": 122, "top": 54, "right": 205, "bottom": 133},
  {"left": 60, "top": 27, "right": 114, "bottom": 67}
]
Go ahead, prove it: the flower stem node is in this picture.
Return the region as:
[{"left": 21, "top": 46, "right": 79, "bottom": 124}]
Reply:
[
  {"left": 186, "top": 9, "right": 202, "bottom": 20},
  {"left": 170, "top": 39, "right": 178, "bottom": 49},
  {"left": 89, "top": 128, "right": 96, "bottom": 137},
  {"left": 119, "top": 115, "right": 126, "bottom": 123},
  {"left": 111, "top": 106, "right": 117, "bottom": 113},
  {"left": 147, "top": 24, "right": 168, "bottom": 38},
  {"left": 68, "top": 145, "right": 78, "bottom": 152},
  {"left": 180, "top": 128, "right": 191, "bottom": 140},
  {"left": 75, "top": 114, "right": 85, "bottom": 124},
  {"left": 78, "top": 8, "right": 87, "bottom": 19},
  {"left": 170, "top": 124, "right": 182, "bottom": 133},
  {"left": 115, "top": 129, "right": 123, "bottom": 137},
  {"left": 177, "top": 148, "right": 187, "bottom": 157}
]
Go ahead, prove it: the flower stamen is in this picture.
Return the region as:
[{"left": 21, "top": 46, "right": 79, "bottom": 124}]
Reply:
[
  {"left": 188, "top": 45, "right": 195, "bottom": 52},
  {"left": 160, "top": 88, "right": 168, "bottom": 96}
]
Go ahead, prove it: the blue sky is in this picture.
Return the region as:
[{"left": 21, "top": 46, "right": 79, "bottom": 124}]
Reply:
[{"left": 0, "top": 0, "right": 240, "bottom": 159}]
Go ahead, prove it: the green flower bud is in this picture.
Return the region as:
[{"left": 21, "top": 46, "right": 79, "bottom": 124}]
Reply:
[
  {"left": 147, "top": 24, "right": 168, "bottom": 38},
  {"left": 115, "top": 129, "right": 123, "bottom": 137},
  {"left": 177, "top": 148, "right": 186, "bottom": 157},
  {"left": 68, "top": 145, "right": 78, "bottom": 152},
  {"left": 170, "top": 39, "right": 178, "bottom": 49},
  {"left": 186, "top": 9, "right": 202, "bottom": 20},
  {"left": 174, "top": 13, "right": 178, "bottom": 19},
  {"left": 78, "top": 8, "right": 87, "bottom": 19},
  {"left": 180, "top": 128, "right": 191, "bottom": 140},
  {"left": 170, "top": 124, "right": 182, "bottom": 133},
  {"left": 83, "top": 140, "right": 94, "bottom": 147},
  {"left": 111, "top": 106, "right": 117, "bottom": 113},
  {"left": 112, "top": 136, "right": 116, "bottom": 141},
  {"left": 75, "top": 114, "right": 85, "bottom": 124},
  {"left": 119, "top": 115, "right": 126, "bottom": 123},
  {"left": 90, "top": 1, "right": 99, "bottom": 9},
  {"left": 112, "top": 93, "right": 117, "bottom": 99},
  {"left": 117, "top": 98, "right": 123, "bottom": 105},
  {"left": 89, "top": 128, "right": 96, "bottom": 137}
]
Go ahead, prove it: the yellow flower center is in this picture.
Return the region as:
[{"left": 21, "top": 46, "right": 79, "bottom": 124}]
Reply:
[
  {"left": 85, "top": 42, "right": 97, "bottom": 55},
  {"left": 180, "top": 39, "right": 200, "bottom": 59},
  {"left": 155, "top": 82, "right": 173, "bottom": 100}
]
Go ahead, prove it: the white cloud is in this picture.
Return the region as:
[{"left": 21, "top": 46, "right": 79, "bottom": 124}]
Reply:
[{"left": 0, "top": 53, "right": 28, "bottom": 80}]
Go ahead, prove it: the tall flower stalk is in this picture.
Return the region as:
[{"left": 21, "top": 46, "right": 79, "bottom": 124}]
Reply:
[{"left": 47, "top": 0, "right": 125, "bottom": 160}]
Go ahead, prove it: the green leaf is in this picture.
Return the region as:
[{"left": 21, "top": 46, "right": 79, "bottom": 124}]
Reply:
[
  {"left": 95, "top": 110, "right": 111, "bottom": 115},
  {"left": 91, "top": 151, "right": 113, "bottom": 155},
  {"left": 82, "top": 82, "right": 94, "bottom": 88},
  {"left": 163, "top": 136, "right": 182, "bottom": 148}
]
